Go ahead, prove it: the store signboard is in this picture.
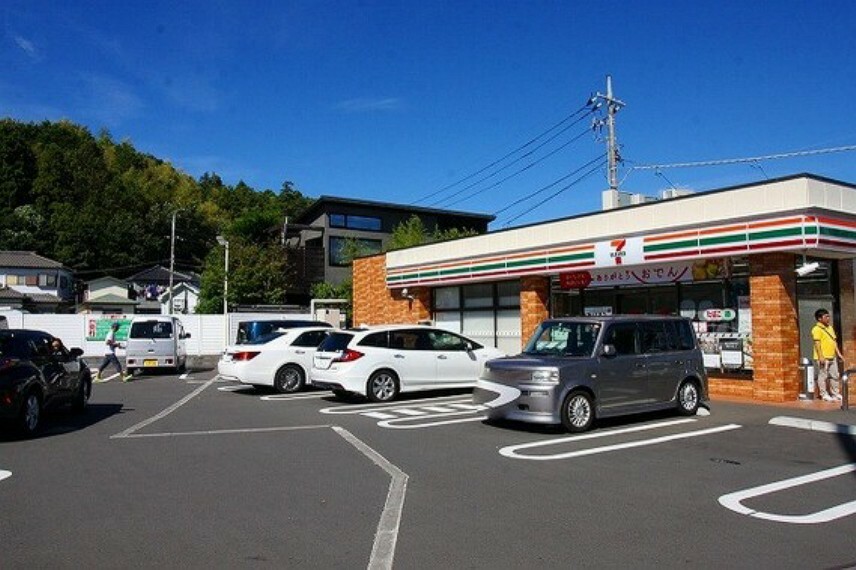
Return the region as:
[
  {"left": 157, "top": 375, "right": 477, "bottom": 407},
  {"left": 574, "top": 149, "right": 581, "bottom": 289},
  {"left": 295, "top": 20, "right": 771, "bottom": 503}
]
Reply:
[
  {"left": 594, "top": 236, "right": 644, "bottom": 267},
  {"left": 584, "top": 306, "right": 613, "bottom": 316},
  {"left": 699, "top": 308, "right": 736, "bottom": 322},
  {"left": 560, "top": 261, "right": 693, "bottom": 289}
]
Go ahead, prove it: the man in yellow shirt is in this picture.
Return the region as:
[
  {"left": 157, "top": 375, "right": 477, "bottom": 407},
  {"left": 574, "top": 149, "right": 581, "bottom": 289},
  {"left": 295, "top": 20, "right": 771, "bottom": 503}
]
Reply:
[{"left": 811, "top": 308, "right": 843, "bottom": 401}]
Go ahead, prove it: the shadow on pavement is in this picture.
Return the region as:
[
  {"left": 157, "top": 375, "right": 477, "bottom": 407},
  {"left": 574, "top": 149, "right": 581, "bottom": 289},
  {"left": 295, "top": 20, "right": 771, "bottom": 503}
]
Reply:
[{"left": 0, "top": 403, "right": 125, "bottom": 442}]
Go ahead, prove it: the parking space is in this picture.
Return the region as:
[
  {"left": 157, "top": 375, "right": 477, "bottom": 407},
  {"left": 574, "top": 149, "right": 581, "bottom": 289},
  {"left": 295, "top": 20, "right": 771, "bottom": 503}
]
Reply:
[{"left": 2, "top": 370, "right": 855, "bottom": 568}]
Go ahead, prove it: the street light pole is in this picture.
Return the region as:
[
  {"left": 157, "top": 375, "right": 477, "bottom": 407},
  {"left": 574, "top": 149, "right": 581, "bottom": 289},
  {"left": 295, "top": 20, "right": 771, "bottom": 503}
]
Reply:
[
  {"left": 168, "top": 210, "right": 179, "bottom": 315},
  {"left": 216, "top": 236, "right": 230, "bottom": 343}
]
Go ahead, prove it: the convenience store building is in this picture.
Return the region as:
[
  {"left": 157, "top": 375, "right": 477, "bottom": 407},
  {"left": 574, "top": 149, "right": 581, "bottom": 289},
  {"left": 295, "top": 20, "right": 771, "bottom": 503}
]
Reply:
[{"left": 352, "top": 174, "right": 856, "bottom": 402}]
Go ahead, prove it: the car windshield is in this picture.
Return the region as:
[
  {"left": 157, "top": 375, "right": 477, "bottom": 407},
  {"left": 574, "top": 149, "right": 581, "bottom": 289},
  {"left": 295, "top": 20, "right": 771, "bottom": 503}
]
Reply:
[{"left": 523, "top": 322, "right": 600, "bottom": 357}]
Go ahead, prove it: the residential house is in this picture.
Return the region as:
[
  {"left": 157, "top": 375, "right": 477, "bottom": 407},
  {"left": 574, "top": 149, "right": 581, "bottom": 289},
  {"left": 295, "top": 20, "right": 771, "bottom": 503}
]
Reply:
[
  {"left": 291, "top": 196, "right": 495, "bottom": 288},
  {"left": 0, "top": 251, "right": 75, "bottom": 313},
  {"left": 127, "top": 265, "right": 200, "bottom": 314},
  {"left": 79, "top": 276, "right": 139, "bottom": 314},
  {"left": 157, "top": 281, "right": 200, "bottom": 314}
]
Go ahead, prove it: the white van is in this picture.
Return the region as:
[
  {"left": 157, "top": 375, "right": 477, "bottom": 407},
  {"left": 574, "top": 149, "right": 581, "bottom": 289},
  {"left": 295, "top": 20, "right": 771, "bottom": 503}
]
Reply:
[{"left": 125, "top": 316, "right": 191, "bottom": 375}]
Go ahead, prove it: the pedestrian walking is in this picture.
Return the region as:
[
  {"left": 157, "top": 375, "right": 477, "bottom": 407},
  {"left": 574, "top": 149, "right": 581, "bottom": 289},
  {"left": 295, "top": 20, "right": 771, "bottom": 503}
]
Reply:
[
  {"left": 95, "top": 322, "right": 130, "bottom": 382},
  {"left": 811, "top": 308, "right": 843, "bottom": 401}
]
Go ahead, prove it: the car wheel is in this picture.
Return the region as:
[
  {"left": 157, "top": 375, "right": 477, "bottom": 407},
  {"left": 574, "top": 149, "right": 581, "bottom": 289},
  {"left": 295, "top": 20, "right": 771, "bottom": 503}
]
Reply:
[
  {"left": 274, "top": 364, "right": 305, "bottom": 394},
  {"left": 72, "top": 375, "right": 92, "bottom": 413},
  {"left": 367, "top": 370, "right": 399, "bottom": 402},
  {"left": 676, "top": 380, "right": 700, "bottom": 416},
  {"left": 18, "top": 391, "right": 42, "bottom": 436},
  {"left": 560, "top": 390, "right": 594, "bottom": 433}
]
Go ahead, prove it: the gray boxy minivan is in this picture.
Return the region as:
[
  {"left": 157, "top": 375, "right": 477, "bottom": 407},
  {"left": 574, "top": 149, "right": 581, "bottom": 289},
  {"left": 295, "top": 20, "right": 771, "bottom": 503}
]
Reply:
[{"left": 472, "top": 315, "right": 708, "bottom": 432}]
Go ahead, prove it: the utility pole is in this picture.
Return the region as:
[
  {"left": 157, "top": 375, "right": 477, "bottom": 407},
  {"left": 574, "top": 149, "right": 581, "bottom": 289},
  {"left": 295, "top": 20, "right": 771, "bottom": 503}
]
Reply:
[
  {"left": 168, "top": 210, "right": 178, "bottom": 315},
  {"left": 590, "top": 75, "right": 625, "bottom": 191}
]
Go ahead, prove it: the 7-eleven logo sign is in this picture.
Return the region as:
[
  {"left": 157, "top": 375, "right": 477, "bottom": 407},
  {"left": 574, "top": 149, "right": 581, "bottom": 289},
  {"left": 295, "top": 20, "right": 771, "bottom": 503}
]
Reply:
[
  {"left": 611, "top": 239, "right": 627, "bottom": 264},
  {"left": 595, "top": 236, "right": 643, "bottom": 267}
]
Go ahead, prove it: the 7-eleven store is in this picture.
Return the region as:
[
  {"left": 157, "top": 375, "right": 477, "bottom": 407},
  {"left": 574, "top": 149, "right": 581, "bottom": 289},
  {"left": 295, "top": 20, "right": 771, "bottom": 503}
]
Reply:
[{"left": 352, "top": 174, "right": 856, "bottom": 402}]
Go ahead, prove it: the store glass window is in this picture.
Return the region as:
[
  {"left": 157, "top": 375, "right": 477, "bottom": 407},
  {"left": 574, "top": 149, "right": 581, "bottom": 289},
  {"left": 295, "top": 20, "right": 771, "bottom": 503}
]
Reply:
[
  {"left": 434, "top": 287, "right": 460, "bottom": 310},
  {"left": 433, "top": 280, "right": 521, "bottom": 350},
  {"left": 463, "top": 283, "right": 493, "bottom": 308}
]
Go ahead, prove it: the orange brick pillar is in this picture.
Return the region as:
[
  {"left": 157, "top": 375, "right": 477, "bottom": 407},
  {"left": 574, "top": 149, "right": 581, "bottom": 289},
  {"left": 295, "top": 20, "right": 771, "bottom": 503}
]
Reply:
[
  {"left": 748, "top": 252, "right": 800, "bottom": 401},
  {"left": 839, "top": 259, "right": 855, "bottom": 364},
  {"left": 520, "top": 276, "right": 550, "bottom": 351},
  {"left": 353, "top": 255, "right": 429, "bottom": 326}
]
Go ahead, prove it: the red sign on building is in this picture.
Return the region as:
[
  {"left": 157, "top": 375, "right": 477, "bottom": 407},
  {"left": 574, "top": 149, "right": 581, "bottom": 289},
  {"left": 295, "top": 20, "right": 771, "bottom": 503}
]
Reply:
[{"left": 560, "top": 271, "right": 593, "bottom": 289}]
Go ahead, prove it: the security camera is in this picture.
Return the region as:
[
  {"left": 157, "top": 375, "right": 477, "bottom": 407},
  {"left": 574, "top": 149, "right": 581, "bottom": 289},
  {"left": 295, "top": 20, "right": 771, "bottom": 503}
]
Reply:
[
  {"left": 401, "top": 288, "right": 409, "bottom": 297},
  {"left": 795, "top": 262, "right": 819, "bottom": 277}
]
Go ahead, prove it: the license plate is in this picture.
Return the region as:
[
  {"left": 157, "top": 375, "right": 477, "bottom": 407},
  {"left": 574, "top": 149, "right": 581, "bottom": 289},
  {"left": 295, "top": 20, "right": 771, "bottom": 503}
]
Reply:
[{"left": 144, "top": 359, "right": 158, "bottom": 367}]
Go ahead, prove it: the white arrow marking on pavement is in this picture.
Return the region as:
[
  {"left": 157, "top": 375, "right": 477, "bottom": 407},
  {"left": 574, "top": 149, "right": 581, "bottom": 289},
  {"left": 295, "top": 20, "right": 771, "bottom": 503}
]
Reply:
[
  {"left": 719, "top": 463, "right": 856, "bottom": 524},
  {"left": 319, "top": 395, "right": 472, "bottom": 415},
  {"left": 377, "top": 414, "right": 487, "bottom": 430},
  {"left": 0, "top": 470, "right": 11, "bottom": 482}
]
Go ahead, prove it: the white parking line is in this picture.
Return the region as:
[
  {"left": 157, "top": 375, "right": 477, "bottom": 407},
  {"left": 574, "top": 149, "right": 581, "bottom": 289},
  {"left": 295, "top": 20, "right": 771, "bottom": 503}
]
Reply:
[
  {"left": 112, "top": 378, "right": 217, "bottom": 439},
  {"left": 719, "top": 463, "right": 856, "bottom": 524},
  {"left": 421, "top": 405, "right": 458, "bottom": 413},
  {"left": 332, "top": 426, "right": 408, "bottom": 570},
  {"left": 364, "top": 411, "right": 399, "bottom": 420},
  {"left": 260, "top": 392, "right": 331, "bottom": 401},
  {"left": 499, "top": 419, "right": 741, "bottom": 460},
  {"left": 0, "top": 470, "right": 11, "bottom": 482}
]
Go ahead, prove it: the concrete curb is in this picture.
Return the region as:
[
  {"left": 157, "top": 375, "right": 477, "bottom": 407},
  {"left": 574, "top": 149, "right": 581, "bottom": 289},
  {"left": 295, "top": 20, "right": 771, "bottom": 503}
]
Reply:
[{"left": 769, "top": 416, "right": 856, "bottom": 436}]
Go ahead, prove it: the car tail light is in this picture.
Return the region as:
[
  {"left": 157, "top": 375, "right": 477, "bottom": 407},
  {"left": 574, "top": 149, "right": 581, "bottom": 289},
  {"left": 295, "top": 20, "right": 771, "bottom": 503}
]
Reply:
[
  {"left": 333, "top": 349, "right": 363, "bottom": 363},
  {"left": 0, "top": 357, "right": 16, "bottom": 372},
  {"left": 232, "top": 351, "right": 260, "bottom": 361}
]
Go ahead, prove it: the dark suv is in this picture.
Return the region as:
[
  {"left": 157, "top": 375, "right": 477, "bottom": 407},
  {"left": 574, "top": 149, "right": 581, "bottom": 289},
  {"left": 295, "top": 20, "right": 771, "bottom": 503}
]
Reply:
[
  {"left": 473, "top": 316, "right": 708, "bottom": 432},
  {"left": 0, "top": 329, "right": 92, "bottom": 437}
]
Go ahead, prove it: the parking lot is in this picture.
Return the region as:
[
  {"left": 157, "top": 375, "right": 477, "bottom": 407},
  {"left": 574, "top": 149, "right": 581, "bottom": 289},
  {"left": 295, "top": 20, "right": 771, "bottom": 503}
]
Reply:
[{"left": 2, "top": 368, "right": 855, "bottom": 569}]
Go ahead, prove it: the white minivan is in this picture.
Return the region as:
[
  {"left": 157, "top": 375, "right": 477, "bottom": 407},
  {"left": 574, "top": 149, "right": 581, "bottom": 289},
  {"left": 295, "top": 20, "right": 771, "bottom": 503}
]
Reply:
[{"left": 125, "top": 316, "right": 191, "bottom": 375}]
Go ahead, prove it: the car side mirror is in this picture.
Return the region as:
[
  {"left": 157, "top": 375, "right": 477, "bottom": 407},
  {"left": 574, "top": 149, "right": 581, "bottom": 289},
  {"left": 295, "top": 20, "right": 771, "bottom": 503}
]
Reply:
[
  {"left": 601, "top": 344, "right": 616, "bottom": 357},
  {"left": 183, "top": 332, "right": 192, "bottom": 339},
  {"left": 465, "top": 342, "right": 474, "bottom": 352}
]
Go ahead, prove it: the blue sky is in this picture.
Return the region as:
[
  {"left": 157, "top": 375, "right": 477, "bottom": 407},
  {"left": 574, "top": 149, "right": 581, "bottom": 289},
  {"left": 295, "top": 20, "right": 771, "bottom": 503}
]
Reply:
[{"left": 3, "top": 1, "right": 855, "bottom": 228}]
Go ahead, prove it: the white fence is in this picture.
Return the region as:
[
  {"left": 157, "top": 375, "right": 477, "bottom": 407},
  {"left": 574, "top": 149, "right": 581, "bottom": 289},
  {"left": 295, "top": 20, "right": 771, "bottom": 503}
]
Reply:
[{"left": 0, "top": 311, "right": 313, "bottom": 358}]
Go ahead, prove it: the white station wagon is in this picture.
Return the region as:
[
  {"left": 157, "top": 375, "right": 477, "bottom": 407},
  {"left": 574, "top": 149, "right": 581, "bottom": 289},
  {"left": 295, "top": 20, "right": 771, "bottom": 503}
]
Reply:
[
  {"left": 218, "top": 327, "right": 331, "bottom": 393},
  {"left": 311, "top": 325, "right": 505, "bottom": 402}
]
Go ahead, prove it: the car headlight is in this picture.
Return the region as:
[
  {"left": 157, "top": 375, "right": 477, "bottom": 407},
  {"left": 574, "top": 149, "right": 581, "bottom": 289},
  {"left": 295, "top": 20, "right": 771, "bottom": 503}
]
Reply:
[{"left": 530, "top": 370, "right": 560, "bottom": 385}]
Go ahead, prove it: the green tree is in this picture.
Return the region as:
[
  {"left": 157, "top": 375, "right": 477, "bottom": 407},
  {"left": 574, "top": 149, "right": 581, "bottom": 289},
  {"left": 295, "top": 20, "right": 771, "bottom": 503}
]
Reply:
[{"left": 386, "top": 214, "right": 479, "bottom": 251}]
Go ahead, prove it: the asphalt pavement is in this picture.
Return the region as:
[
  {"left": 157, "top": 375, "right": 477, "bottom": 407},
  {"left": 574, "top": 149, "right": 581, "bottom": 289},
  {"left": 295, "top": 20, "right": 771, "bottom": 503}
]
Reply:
[{"left": 2, "top": 368, "right": 855, "bottom": 569}]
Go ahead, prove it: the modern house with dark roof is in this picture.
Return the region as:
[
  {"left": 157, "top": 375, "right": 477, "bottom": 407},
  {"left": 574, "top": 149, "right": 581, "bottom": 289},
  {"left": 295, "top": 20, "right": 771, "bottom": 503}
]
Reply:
[
  {"left": 0, "top": 251, "right": 75, "bottom": 312},
  {"left": 291, "top": 196, "right": 495, "bottom": 287}
]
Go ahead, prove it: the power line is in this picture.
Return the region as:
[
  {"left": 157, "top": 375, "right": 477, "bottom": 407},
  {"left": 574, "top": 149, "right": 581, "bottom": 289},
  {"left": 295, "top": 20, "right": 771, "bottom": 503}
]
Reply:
[
  {"left": 492, "top": 154, "right": 605, "bottom": 216},
  {"left": 412, "top": 104, "right": 593, "bottom": 205},
  {"left": 436, "top": 126, "right": 594, "bottom": 209},
  {"left": 632, "top": 144, "right": 856, "bottom": 170},
  {"left": 497, "top": 158, "right": 607, "bottom": 227}
]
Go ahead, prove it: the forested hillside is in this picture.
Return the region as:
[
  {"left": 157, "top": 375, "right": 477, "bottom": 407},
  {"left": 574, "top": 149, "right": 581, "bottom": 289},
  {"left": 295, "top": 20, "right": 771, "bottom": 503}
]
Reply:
[{"left": 0, "top": 118, "right": 314, "bottom": 311}]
